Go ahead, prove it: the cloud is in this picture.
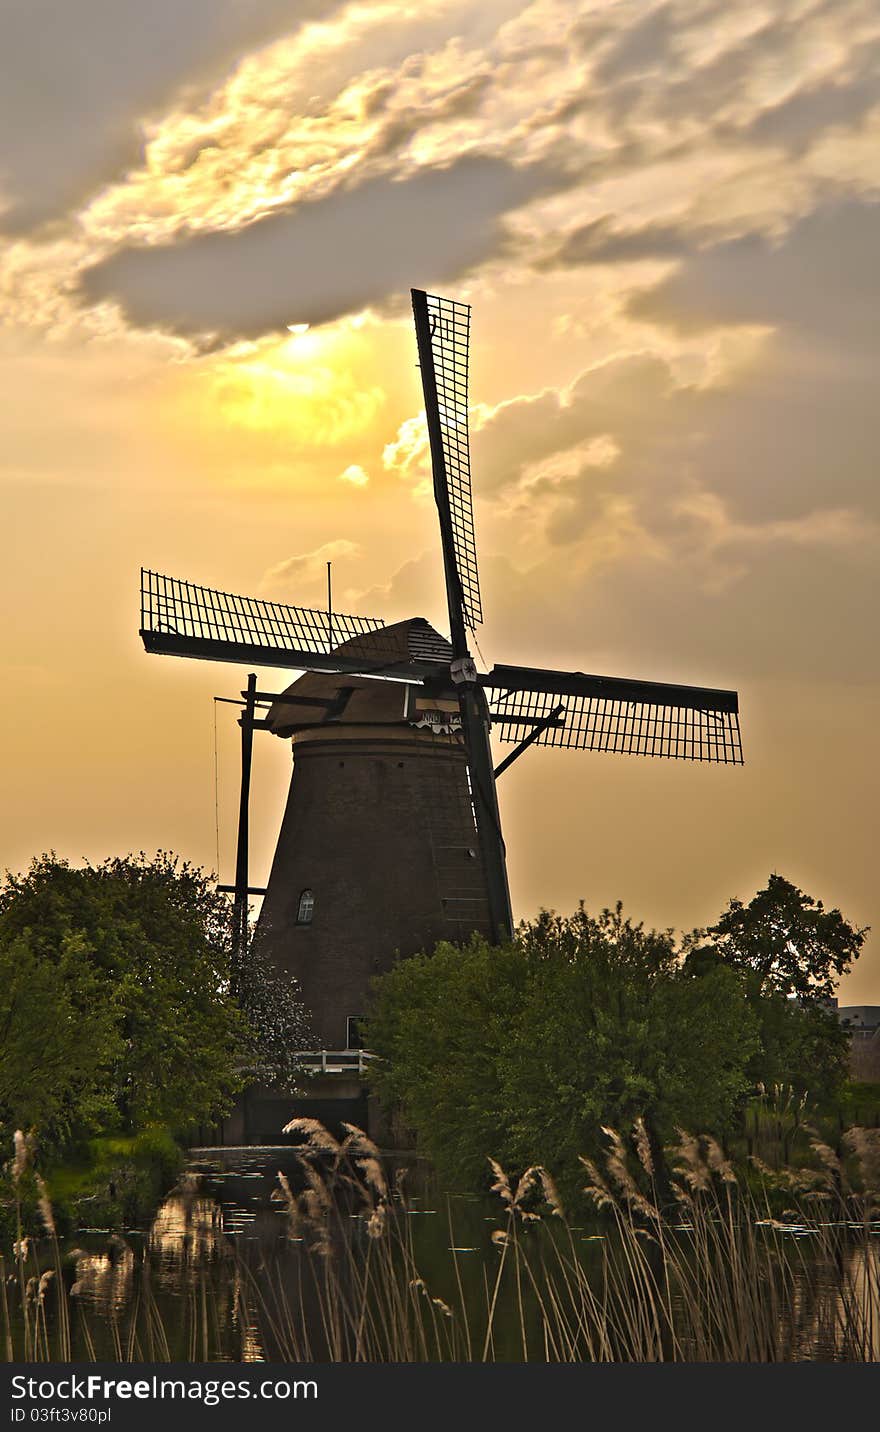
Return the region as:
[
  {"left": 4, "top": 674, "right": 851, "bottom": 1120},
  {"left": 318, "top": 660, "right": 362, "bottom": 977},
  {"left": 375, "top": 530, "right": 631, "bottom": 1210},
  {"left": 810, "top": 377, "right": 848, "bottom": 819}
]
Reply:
[
  {"left": 74, "top": 2, "right": 518, "bottom": 249},
  {"left": 351, "top": 544, "right": 541, "bottom": 646},
  {"left": 578, "top": 0, "right": 878, "bottom": 154},
  {"left": 339, "top": 464, "right": 369, "bottom": 487},
  {"left": 261, "top": 539, "right": 362, "bottom": 604},
  {"left": 5, "top": 0, "right": 879, "bottom": 351},
  {"left": 539, "top": 215, "right": 688, "bottom": 268},
  {"left": 0, "top": 1, "right": 343, "bottom": 230},
  {"left": 552, "top": 512, "right": 879, "bottom": 688},
  {"left": 383, "top": 413, "right": 429, "bottom": 485},
  {"left": 350, "top": 550, "right": 448, "bottom": 630},
  {"left": 79, "top": 158, "right": 551, "bottom": 341},
  {"left": 625, "top": 198, "right": 880, "bottom": 522},
  {"left": 160, "top": 164, "right": 878, "bottom": 703},
  {"left": 359, "top": 191, "right": 880, "bottom": 697},
  {"left": 590, "top": 3, "right": 675, "bottom": 86},
  {"left": 455, "top": 197, "right": 880, "bottom": 555},
  {"left": 744, "top": 68, "right": 880, "bottom": 154},
  {"left": 630, "top": 198, "right": 880, "bottom": 348},
  {"left": 469, "top": 352, "right": 678, "bottom": 501}
]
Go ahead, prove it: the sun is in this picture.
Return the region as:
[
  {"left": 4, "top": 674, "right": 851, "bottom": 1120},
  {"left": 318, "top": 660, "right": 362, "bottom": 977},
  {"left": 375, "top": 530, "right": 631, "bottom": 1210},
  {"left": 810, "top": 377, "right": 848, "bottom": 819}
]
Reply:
[{"left": 187, "top": 321, "right": 386, "bottom": 447}]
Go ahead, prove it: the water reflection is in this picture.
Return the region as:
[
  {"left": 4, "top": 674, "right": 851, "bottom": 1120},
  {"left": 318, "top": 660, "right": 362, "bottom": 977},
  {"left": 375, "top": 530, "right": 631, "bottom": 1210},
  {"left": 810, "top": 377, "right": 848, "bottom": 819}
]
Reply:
[
  {"left": 150, "top": 1181, "right": 224, "bottom": 1262},
  {"left": 69, "top": 1238, "right": 134, "bottom": 1317},
  {"left": 20, "top": 1146, "right": 880, "bottom": 1362}
]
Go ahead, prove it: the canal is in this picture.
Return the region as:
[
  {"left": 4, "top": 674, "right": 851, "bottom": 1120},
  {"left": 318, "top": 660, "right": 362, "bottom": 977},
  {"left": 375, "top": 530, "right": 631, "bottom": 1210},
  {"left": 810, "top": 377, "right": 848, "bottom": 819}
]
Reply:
[{"left": 6, "top": 1143, "right": 879, "bottom": 1362}]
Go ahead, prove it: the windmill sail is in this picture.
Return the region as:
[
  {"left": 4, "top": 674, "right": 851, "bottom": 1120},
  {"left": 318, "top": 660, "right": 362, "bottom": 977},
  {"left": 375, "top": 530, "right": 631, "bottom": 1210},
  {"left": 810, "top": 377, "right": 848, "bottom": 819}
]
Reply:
[
  {"left": 139, "top": 568, "right": 413, "bottom": 676},
  {"left": 412, "top": 289, "right": 482, "bottom": 632},
  {"left": 485, "top": 664, "right": 742, "bottom": 764}
]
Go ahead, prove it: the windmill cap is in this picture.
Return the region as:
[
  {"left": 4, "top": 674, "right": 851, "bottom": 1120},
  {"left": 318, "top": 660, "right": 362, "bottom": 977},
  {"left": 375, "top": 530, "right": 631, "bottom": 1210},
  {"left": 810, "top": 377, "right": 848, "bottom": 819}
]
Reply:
[
  {"left": 265, "top": 617, "right": 454, "bottom": 737},
  {"left": 331, "top": 615, "right": 451, "bottom": 666}
]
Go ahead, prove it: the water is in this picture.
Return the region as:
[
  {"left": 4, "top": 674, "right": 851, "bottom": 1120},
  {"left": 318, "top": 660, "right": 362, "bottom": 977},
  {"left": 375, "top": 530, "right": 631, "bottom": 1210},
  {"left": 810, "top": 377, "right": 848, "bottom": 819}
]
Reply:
[
  {"left": 15, "top": 1147, "right": 502, "bottom": 1361},
  {"left": 10, "top": 1146, "right": 880, "bottom": 1362}
]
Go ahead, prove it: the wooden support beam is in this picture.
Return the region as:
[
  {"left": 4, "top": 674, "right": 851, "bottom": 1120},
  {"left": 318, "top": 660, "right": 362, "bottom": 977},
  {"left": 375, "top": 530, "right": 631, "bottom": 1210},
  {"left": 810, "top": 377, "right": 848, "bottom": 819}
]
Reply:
[
  {"left": 231, "top": 673, "right": 257, "bottom": 995},
  {"left": 494, "top": 704, "right": 565, "bottom": 778}
]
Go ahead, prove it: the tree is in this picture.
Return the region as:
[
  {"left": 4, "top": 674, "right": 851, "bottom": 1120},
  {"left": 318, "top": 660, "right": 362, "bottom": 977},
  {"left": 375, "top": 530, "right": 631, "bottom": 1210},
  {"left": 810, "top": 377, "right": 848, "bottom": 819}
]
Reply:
[
  {"left": 0, "top": 853, "right": 248, "bottom": 1137},
  {"left": 363, "top": 936, "right": 530, "bottom": 1190},
  {"left": 695, "top": 873, "right": 865, "bottom": 1004},
  {"left": 365, "top": 904, "right": 757, "bottom": 1198},
  {"left": 0, "top": 932, "right": 118, "bottom": 1151},
  {"left": 685, "top": 874, "right": 865, "bottom": 1099},
  {"left": 237, "top": 938, "right": 314, "bottom": 1091}
]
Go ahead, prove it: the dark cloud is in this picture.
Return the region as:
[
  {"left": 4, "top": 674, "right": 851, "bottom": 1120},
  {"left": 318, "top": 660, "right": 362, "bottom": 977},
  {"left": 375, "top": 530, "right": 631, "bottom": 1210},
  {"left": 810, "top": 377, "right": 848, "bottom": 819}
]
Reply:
[
  {"left": 472, "top": 408, "right": 879, "bottom": 692},
  {"left": 629, "top": 199, "right": 880, "bottom": 351},
  {"left": 539, "top": 215, "right": 688, "bottom": 268},
  {"left": 0, "top": 1, "right": 340, "bottom": 230},
  {"left": 571, "top": 4, "right": 789, "bottom": 135},
  {"left": 569, "top": 0, "right": 878, "bottom": 157},
  {"left": 590, "top": 3, "right": 675, "bottom": 84},
  {"left": 622, "top": 199, "right": 880, "bottom": 522},
  {"left": 467, "top": 197, "right": 880, "bottom": 687},
  {"left": 79, "top": 158, "right": 555, "bottom": 340},
  {"left": 548, "top": 526, "right": 878, "bottom": 689},
  {"left": 472, "top": 352, "right": 677, "bottom": 498},
  {"left": 741, "top": 65, "right": 880, "bottom": 152}
]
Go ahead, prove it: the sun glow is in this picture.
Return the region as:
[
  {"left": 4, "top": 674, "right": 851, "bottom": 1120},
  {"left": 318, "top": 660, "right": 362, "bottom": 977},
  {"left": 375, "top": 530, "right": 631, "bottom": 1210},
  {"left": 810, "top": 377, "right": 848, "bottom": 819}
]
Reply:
[{"left": 188, "top": 324, "right": 385, "bottom": 445}]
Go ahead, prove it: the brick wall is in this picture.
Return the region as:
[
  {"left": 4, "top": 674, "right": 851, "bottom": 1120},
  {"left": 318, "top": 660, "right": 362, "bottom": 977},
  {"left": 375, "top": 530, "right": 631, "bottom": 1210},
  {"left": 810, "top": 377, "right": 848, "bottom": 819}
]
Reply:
[{"left": 254, "top": 725, "right": 491, "bottom": 1048}]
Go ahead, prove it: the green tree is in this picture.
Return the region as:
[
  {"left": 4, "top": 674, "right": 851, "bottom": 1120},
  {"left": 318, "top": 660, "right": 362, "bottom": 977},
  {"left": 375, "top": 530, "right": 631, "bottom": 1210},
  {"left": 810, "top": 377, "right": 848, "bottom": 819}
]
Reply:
[
  {"left": 0, "top": 853, "right": 248, "bottom": 1136},
  {"left": 696, "top": 873, "right": 866, "bottom": 1003},
  {"left": 0, "top": 932, "right": 118, "bottom": 1150},
  {"left": 364, "top": 936, "right": 529, "bottom": 1189},
  {"left": 686, "top": 874, "right": 865, "bottom": 1098},
  {"left": 365, "top": 904, "right": 757, "bottom": 1198}
]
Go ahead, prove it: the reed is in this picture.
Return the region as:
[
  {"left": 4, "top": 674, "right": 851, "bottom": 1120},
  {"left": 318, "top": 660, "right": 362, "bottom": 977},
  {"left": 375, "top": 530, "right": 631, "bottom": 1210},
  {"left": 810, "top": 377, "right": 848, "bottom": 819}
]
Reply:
[{"left": 2, "top": 1122, "right": 877, "bottom": 1362}]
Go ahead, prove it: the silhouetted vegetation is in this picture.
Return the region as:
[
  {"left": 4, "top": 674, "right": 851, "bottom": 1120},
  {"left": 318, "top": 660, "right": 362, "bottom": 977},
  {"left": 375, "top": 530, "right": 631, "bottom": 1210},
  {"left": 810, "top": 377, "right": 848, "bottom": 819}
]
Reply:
[
  {"left": 366, "top": 876, "right": 865, "bottom": 1198},
  {"left": 685, "top": 873, "right": 863, "bottom": 1100},
  {"left": 0, "top": 852, "right": 309, "bottom": 1226},
  {"left": 0, "top": 853, "right": 245, "bottom": 1150}
]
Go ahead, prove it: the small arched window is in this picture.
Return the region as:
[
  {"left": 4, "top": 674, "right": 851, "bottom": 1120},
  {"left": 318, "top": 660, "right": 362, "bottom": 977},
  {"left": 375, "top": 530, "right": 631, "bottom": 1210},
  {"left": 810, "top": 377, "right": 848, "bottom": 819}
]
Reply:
[{"left": 296, "top": 888, "right": 315, "bottom": 925}]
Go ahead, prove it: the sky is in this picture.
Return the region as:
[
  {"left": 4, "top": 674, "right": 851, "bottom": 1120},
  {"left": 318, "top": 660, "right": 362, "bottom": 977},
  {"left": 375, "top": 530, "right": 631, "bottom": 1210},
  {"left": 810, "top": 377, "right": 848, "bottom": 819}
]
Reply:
[{"left": 1, "top": 0, "right": 878, "bottom": 1003}]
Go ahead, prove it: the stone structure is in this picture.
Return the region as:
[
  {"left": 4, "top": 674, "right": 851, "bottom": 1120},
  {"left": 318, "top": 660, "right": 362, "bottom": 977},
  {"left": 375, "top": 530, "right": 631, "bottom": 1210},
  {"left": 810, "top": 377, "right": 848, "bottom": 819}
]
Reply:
[
  {"left": 839, "top": 1006, "right": 880, "bottom": 1082},
  {"left": 253, "top": 618, "right": 491, "bottom": 1049}
]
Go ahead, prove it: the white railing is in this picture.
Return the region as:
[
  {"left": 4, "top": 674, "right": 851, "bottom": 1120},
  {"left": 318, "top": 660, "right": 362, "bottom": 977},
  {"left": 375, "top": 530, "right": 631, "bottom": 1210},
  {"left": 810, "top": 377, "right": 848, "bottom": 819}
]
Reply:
[{"left": 296, "top": 1049, "right": 373, "bottom": 1076}]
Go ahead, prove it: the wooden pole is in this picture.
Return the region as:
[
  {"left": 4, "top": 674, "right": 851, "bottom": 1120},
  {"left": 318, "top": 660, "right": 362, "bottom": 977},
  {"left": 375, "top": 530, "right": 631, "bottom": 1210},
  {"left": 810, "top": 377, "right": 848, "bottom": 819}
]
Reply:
[{"left": 232, "top": 672, "right": 257, "bottom": 995}]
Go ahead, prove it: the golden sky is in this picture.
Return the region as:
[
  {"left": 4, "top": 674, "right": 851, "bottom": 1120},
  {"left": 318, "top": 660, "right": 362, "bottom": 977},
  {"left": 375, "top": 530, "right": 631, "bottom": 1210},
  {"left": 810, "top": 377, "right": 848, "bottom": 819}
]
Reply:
[{"left": 1, "top": 0, "right": 878, "bottom": 1000}]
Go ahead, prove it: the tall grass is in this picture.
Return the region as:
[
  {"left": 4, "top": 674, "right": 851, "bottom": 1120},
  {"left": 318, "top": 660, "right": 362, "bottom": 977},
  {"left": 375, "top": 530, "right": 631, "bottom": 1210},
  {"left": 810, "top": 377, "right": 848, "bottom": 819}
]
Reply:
[
  {"left": 3, "top": 1131, "right": 70, "bottom": 1361},
  {"left": 2, "top": 1120, "right": 878, "bottom": 1362}
]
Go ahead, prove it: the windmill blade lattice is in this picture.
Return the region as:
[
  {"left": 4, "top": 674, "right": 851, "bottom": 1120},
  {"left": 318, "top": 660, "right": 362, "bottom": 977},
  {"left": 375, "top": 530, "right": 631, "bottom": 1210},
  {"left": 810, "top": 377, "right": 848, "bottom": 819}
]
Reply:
[
  {"left": 487, "top": 667, "right": 742, "bottom": 764},
  {"left": 140, "top": 569, "right": 392, "bottom": 670},
  {"left": 419, "top": 291, "right": 482, "bottom": 630}
]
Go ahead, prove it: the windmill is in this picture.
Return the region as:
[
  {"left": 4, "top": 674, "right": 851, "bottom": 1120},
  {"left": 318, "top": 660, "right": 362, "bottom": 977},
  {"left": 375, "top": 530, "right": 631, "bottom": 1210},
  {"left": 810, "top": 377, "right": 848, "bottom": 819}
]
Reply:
[{"left": 139, "top": 289, "right": 742, "bottom": 1058}]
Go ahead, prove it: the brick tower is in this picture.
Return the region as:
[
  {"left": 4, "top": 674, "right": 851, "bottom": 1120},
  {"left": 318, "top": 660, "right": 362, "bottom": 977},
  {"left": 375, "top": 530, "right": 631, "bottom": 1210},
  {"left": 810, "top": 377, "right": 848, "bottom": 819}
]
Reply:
[{"left": 253, "top": 617, "right": 491, "bottom": 1048}]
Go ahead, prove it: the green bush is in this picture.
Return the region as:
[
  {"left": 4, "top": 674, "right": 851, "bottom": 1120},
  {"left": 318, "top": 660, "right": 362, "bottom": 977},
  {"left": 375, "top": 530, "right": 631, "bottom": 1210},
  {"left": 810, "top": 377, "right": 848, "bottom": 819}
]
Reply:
[
  {"left": 41, "top": 1127, "right": 182, "bottom": 1235},
  {"left": 365, "top": 905, "right": 758, "bottom": 1199}
]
